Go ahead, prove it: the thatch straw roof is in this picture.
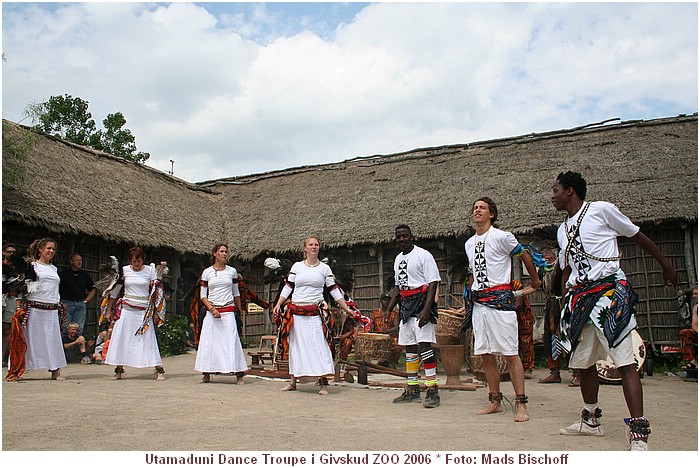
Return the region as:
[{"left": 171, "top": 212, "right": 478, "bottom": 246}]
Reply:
[
  {"left": 3, "top": 115, "right": 697, "bottom": 259},
  {"left": 201, "top": 115, "right": 698, "bottom": 259},
  {"left": 2, "top": 120, "right": 220, "bottom": 254}
]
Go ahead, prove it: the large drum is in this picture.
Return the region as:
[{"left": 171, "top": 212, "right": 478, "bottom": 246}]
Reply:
[
  {"left": 596, "top": 330, "right": 646, "bottom": 384},
  {"left": 355, "top": 333, "right": 393, "bottom": 365},
  {"left": 435, "top": 309, "right": 465, "bottom": 345},
  {"left": 471, "top": 354, "right": 510, "bottom": 382},
  {"left": 435, "top": 344, "right": 467, "bottom": 385}
]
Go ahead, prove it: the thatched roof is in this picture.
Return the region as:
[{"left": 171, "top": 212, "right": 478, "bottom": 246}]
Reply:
[
  {"left": 201, "top": 115, "right": 698, "bottom": 259},
  {"left": 3, "top": 115, "right": 697, "bottom": 259},
  {"left": 2, "top": 120, "right": 220, "bottom": 254}
]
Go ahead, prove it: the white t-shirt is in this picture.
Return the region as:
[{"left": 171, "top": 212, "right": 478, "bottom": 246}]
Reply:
[
  {"left": 558, "top": 201, "right": 639, "bottom": 287},
  {"left": 200, "top": 266, "right": 240, "bottom": 307},
  {"left": 26, "top": 262, "right": 60, "bottom": 304},
  {"left": 281, "top": 261, "right": 342, "bottom": 304},
  {"left": 393, "top": 245, "right": 441, "bottom": 290},
  {"left": 110, "top": 265, "right": 156, "bottom": 306},
  {"left": 465, "top": 227, "right": 519, "bottom": 291}
]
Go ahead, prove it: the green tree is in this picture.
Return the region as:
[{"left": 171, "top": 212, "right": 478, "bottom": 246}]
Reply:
[
  {"left": 25, "top": 94, "right": 96, "bottom": 146},
  {"left": 91, "top": 112, "right": 150, "bottom": 163},
  {"left": 24, "top": 94, "right": 149, "bottom": 163}
]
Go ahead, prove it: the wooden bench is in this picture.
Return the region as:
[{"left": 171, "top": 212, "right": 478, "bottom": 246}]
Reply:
[{"left": 248, "top": 335, "right": 277, "bottom": 368}]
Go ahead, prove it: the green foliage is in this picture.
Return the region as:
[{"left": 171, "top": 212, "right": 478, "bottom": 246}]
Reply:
[
  {"left": 26, "top": 94, "right": 96, "bottom": 146},
  {"left": 90, "top": 112, "right": 150, "bottom": 163},
  {"left": 156, "top": 314, "right": 190, "bottom": 357},
  {"left": 23, "top": 94, "right": 149, "bottom": 163},
  {"left": 2, "top": 121, "right": 38, "bottom": 194}
]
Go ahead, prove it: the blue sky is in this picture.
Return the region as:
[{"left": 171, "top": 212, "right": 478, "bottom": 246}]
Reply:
[{"left": 2, "top": 2, "right": 697, "bottom": 182}]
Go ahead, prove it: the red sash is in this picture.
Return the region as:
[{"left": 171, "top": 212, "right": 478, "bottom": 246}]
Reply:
[{"left": 400, "top": 285, "right": 428, "bottom": 299}]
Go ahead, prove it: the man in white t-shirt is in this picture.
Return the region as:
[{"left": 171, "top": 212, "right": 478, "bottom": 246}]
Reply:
[
  {"left": 464, "top": 197, "right": 541, "bottom": 423},
  {"left": 552, "top": 171, "right": 677, "bottom": 451},
  {"left": 385, "top": 225, "right": 442, "bottom": 408}
]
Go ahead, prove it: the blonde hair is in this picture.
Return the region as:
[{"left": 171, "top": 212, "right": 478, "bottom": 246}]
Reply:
[{"left": 303, "top": 235, "right": 321, "bottom": 259}]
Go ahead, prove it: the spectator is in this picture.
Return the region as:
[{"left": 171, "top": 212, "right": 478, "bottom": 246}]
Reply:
[
  {"left": 370, "top": 292, "right": 401, "bottom": 368},
  {"left": 2, "top": 243, "right": 18, "bottom": 367},
  {"left": 63, "top": 322, "right": 89, "bottom": 364},
  {"left": 59, "top": 253, "right": 96, "bottom": 335},
  {"left": 90, "top": 329, "right": 109, "bottom": 364},
  {"left": 680, "top": 287, "right": 698, "bottom": 372}
]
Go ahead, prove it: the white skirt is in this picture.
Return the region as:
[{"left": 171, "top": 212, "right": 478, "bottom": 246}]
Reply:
[
  {"left": 24, "top": 307, "right": 67, "bottom": 371},
  {"left": 288, "top": 314, "right": 334, "bottom": 377},
  {"left": 105, "top": 305, "right": 162, "bottom": 368},
  {"left": 195, "top": 311, "right": 248, "bottom": 373}
]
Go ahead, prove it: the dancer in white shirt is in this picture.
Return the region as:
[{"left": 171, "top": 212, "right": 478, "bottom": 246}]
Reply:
[
  {"left": 273, "top": 236, "right": 356, "bottom": 395},
  {"left": 105, "top": 247, "right": 166, "bottom": 381},
  {"left": 195, "top": 243, "right": 247, "bottom": 384},
  {"left": 464, "top": 197, "right": 541, "bottom": 422},
  {"left": 6, "top": 238, "right": 67, "bottom": 381},
  {"left": 552, "top": 171, "right": 677, "bottom": 450}
]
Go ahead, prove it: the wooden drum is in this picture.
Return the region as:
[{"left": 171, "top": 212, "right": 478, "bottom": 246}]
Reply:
[
  {"left": 435, "top": 309, "right": 466, "bottom": 345},
  {"left": 596, "top": 329, "right": 646, "bottom": 384},
  {"left": 355, "top": 333, "right": 393, "bottom": 365},
  {"left": 471, "top": 354, "right": 510, "bottom": 382}
]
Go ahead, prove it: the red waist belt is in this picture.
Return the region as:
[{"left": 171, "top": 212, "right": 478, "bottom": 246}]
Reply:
[
  {"left": 288, "top": 303, "right": 320, "bottom": 316},
  {"left": 399, "top": 285, "right": 428, "bottom": 299},
  {"left": 214, "top": 305, "right": 237, "bottom": 313}
]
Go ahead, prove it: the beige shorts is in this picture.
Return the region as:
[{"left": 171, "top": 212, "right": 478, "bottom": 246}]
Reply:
[
  {"left": 398, "top": 317, "right": 436, "bottom": 346},
  {"left": 568, "top": 323, "right": 636, "bottom": 369}
]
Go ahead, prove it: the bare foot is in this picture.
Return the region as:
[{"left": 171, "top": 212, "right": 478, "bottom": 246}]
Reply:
[
  {"left": 318, "top": 386, "right": 328, "bottom": 395},
  {"left": 155, "top": 373, "right": 166, "bottom": 381},
  {"left": 51, "top": 371, "right": 65, "bottom": 381},
  {"left": 515, "top": 403, "right": 529, "bottom": 422},
  {"left": 477, "top": 402, "right": 502, "bottom": 415},
  {"left": 200, "top": 374, "right": 211, "bottom": 384},
  {"left": 280, "top": 383, "right": 296, "bottom": 391},
  {"left": 236, "top": 377, "right": 245, "bottom": 385}
]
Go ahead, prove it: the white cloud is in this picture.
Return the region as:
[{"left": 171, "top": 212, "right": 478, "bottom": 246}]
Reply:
[{"left": 2, "top": 2, "right": 697, "bottom": 182}]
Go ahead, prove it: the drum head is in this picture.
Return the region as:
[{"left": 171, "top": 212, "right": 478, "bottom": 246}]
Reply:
[{"left": 596, "top": 330, "right": 646, "bottom": 384}]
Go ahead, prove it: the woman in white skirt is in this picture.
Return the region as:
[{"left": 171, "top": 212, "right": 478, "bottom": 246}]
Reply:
[
  {"left": 272, "top": 236, "right": 356, "bottom": 395},
  {"left": 105, "top": 247, "right": 165, "bottom": 380},
  {"left": 195, "top": 243, "right": 248, "bottom": 384},
  {"left": 6, "top": 238, "right": 67, "bottom": 381}
]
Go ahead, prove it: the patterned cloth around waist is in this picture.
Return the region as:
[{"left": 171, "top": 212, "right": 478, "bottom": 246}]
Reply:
[
  {"left": 461, "top": 283, "right": 514, "bottom": 331},
  {"left": 399, "top": 285, "right": 438, "bottom": 325},
  {"left": 276, "top": 302, "right": 335, "bottom": 361},
  {"left": 559, "top": 276, "right": 638, "bottom": 359},
  {"left": 26, "top": 300, "right": 61, "bottom": 310},
  {"left": 288, "top": 303, "right": 322, "bottom": 315}
]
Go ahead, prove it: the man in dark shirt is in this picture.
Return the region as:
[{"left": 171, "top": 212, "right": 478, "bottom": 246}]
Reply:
[{"left": 59, "top": 253, "right": 96, "bottom": 335}]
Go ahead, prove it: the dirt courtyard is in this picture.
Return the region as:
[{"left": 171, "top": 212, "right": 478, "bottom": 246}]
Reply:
[{"left": 2, "top": 350, "right": 697, "bottom": 458}]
